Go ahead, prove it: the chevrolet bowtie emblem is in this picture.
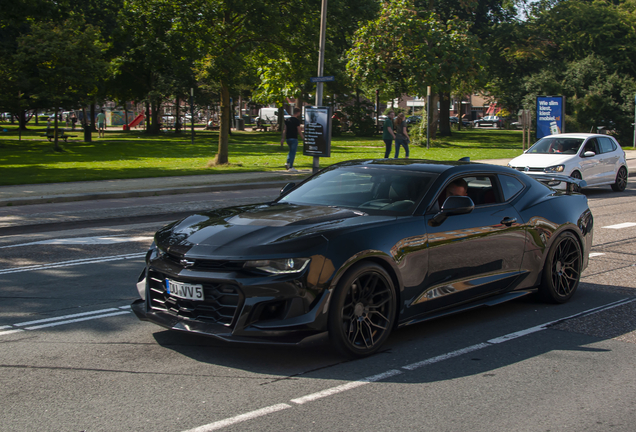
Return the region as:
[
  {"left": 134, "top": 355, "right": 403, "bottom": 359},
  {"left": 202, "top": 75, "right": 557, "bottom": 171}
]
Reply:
[
  {"left": 524, "top": 166, "right": 530, "bottom": 172},
  {"left": 180, "top": 259, "right": 195, "bottom": 268}
]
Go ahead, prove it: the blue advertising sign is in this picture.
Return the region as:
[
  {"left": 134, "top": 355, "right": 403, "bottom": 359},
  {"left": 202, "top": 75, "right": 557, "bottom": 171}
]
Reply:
[{"left": 536, "top": 96, "right": 564, "bottom": 140}]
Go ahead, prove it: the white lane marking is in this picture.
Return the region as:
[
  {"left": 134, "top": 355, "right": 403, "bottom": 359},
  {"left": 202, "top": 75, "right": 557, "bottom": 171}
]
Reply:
[
  {"left": 181, "top": 297, "right": 636, "bottom": 432},
  {"left": 0, "top": 236, "right": 153, "bottom": 249},
  {"left": 25, "top": 311, "right": 130, "bottom": 330},
  {"left": 488, "top": 325, "right": 547, "bottom": 344},
  {"left": 402, "top": 343, "right": 490, "bottom": 370},
  {"left": 603, "top": 222, "right": 636, "bottom": 229},
  {"left": 182, "top": 403, "right": 292, "bottom": 432},
  {"left": 589, "top": 252, "right": 605, "bottom": 258},
  {"left": 0, "top": 253, "right": 145, "bottom": 275},
  {"left": 0, "top": 305, "right": 132, "bottom": 337},
  {"left": 290, "top": 369, "right": 403, "bottom": 405},
  {"left": 15, "top": 308, "right": 122, "bottom": 327},
  {"left": 0, "top": 329, "right": 24, "bottom": 336}
]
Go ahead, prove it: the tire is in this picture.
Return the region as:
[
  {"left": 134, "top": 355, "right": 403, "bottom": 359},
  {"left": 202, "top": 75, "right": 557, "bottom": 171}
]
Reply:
[
  {"left": 539, "top": 232, "right": 582, "bottom": 304},
  {"left": 328, "top": 262, "right": 396, "bottom": 358},
  {"left": 570, "top": 170, "right": 582, "bottom": 192},
  {"left": 611, "top": 166, "right": 628, "bottom": 192}
]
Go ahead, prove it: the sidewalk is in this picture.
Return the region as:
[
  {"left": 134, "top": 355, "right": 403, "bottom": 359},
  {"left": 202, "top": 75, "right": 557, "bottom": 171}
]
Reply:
[
  {"left": 2, "top": 157, "right": 636, "bottom": 207},
  {"left": 1, "top": 157, "right": 635, "bottom": 235}
]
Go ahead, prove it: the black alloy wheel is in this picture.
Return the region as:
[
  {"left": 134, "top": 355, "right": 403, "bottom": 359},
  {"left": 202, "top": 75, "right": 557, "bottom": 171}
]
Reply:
[
  {"left": 539, "top": 232, "right": 582, "bottom": 304},
  {"left": 328, "top": 262, "right": 396, "bottom": 358},
  {"left": 570, "top": 170, "right": 582, "bottom": 192},
  {"left": 611, "top": 166, "right": 628, "bottom": 192}
]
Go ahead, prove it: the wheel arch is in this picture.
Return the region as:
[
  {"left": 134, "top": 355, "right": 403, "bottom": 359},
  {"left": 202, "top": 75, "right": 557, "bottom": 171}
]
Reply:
[
  {"left": 329, "top": 254, "right": 402, "bottom": 328},
  {"left": 538, "top": 225, "right": 586, "bottom": 279}
]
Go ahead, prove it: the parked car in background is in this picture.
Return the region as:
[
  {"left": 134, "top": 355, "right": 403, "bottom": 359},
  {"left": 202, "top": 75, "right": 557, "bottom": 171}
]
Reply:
[
  {"left": 508, "top": 133, "right": 628, "bottom": 191},
  {"left": 473, "top": 116, "right": 502, "bottom": 128},
  {"left": 254, "top": 108, "right": 290, "bottom": 125},
  {"left": 406, "top": 115, "right": 422, "bottom": 125},
  {"left": 449, "top": 116, "right": 470, "bottom": 127}
]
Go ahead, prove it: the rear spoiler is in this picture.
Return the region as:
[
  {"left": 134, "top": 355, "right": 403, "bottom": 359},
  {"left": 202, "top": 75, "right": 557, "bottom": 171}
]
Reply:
[{"left": 530, "top": 174, "right": 587, "bottom": 193}]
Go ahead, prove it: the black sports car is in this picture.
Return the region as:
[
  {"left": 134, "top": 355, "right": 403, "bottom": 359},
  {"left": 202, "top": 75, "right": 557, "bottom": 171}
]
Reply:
[{"left": 132, "top": 160, "right": 593, "bottom": 357}]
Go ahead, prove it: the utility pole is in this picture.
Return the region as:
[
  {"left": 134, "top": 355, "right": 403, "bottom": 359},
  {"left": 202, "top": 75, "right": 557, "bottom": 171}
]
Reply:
[{"left": 314, "top": 0, "right": 328, "bottom": 173}]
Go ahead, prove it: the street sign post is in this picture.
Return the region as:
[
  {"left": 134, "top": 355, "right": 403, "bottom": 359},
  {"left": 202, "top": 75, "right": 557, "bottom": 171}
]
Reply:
[{"left": 310, "top": 76, "right": 335, "bottom": 83}]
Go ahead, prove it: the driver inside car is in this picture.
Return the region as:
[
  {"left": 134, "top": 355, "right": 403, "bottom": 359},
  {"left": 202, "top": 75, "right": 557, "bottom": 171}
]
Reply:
[{"left": 438, "top": 178, "right": 468, "bottom": 208}]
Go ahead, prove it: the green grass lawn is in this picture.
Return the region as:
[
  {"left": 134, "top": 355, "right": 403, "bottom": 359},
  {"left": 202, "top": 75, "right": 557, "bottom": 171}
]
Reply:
[{"left": 0, "top": 122, "right": 528, "bottom": 185}]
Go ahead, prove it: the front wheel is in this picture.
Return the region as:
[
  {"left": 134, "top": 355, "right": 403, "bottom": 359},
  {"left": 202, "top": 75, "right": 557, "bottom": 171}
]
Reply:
[
  {"left": 328, "top": 262, "right": 396, "bottom": 358},
  {"left": 539, "top": 232, "right": 582, "bottom": 304},
  {"left": 570, "top": 170, "right": 582, "bottom": 192},
  {"left": 611, "top": 166, "right": 627, "bottom": 192}
]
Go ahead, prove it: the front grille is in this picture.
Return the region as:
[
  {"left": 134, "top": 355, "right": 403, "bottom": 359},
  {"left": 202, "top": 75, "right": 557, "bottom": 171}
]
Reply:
[
  {"left": 164, "top": 252, "right": 244, "bottom": 271},
  {"left": 513, "top": 167, "right": 544, "bottom": 172},
  {"left": 147, "top": 270, "right": 241, "bottom": 326}
]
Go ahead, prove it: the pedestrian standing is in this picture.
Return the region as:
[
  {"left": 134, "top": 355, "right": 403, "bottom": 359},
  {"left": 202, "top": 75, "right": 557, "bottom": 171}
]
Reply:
[
  {"left": 281, "top": 108, "right": 304, "bottom": 172},
  {"left": 394, "top": 112, "right": 410, "bottom": 158},
  {"left": 96, "top": 109, "right": 106, "bottom": 138},
  {"left": 382, "top": 111, "right": 396, "bottom": 158}
]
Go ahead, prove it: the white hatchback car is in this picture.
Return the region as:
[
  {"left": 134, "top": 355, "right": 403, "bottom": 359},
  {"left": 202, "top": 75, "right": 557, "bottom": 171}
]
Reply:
[{"left": 508, "top": 133, "right": 628, "bottom": 191}]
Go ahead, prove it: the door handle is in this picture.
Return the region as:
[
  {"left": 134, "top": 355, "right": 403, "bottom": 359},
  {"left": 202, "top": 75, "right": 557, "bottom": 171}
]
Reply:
[{"left": 501, "top": 217, "right": 517, "bottom": 226}]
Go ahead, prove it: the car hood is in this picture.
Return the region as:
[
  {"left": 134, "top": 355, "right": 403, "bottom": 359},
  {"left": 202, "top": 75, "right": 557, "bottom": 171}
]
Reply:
[
  {"left": 155, "top": 203, "right": 392, "bottom": 258},
  {"left": 509, "top": 153, "right": 574, "bottom": 168}
]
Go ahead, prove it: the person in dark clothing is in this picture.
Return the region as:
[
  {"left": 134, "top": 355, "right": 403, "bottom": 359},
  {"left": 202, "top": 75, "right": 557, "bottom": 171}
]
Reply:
[
  {"left": 382, "top": 111, "right": 396, "bottom": 158},
  {"left": 280, "top": 108, "right": 304, "bottom": 172}
]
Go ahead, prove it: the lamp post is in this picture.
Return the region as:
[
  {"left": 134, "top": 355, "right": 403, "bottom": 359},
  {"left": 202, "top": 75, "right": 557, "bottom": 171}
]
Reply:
[
  {"left": 313, "top": 0, "right": 328, "bottom": 173},
  {"left": 426, "top": 86, "right": 431, "bottom": 150}
]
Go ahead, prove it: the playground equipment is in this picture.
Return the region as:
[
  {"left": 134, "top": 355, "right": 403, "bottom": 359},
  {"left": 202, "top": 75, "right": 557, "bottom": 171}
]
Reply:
[{"left": 123, "top": 112, "right": 145, "bottom": 130}]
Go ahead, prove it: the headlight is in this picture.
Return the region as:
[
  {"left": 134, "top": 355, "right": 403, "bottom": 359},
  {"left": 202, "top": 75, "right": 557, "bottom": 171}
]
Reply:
[
  {"left": 147, "top": 241, "right": 166, "bottom": 261},
  {"left": 244, "top": 258, "right": 310, "bottom": 274},
  {"left": 545, "top": 165, "right": 565, "bottom": 173}
]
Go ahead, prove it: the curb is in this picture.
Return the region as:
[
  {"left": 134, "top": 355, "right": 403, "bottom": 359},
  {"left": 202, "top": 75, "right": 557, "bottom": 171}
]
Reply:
[{"left": 0, "top": 177, "right": 309, "bottom": 207}]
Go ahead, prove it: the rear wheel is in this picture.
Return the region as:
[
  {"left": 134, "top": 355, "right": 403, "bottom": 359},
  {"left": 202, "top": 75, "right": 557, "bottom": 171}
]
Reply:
[
  {"left": 328, "top": 262, "right": 396, "bottom": 358},
  {"left": 611, "top": 166, "right": 627, "bottom": 192},
  {"left": 539, "top": 232, "right": 582, "bottom": 304}
]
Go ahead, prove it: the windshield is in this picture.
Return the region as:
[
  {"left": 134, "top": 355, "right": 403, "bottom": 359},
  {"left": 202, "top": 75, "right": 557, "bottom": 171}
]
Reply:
[
  {"left": 279, "top": 166, "right": 436, "bottom": 215},
  {"left": 528, "top": 137, "right": 583, "bottom": 154}
]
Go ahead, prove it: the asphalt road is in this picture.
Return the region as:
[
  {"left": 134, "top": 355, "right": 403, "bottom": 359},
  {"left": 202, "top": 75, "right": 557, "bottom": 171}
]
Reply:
[{"left": 1, "top": 185, "right": 636, "bottom": 432}]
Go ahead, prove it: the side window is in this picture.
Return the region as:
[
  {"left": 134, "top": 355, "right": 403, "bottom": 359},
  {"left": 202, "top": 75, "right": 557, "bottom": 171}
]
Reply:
[
  {"left": 583, "top": 138, "right": 599, "bottom": 154},
  {"left": 498, "top": 175, "right": 524, "bottom": 201},
  {"left": 598, "top": 137, "right": 617, "bottom": 153},
  {"left": 460, "top": 176, "right": 499, "bottom": 206}
]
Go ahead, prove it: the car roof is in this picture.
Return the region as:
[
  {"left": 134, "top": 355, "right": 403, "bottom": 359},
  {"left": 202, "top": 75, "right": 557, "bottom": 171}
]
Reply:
[
  {"left": 331, "top": 159, "right": 514, "bottom": 175},
  {"left": 539, "top": 133, "right": 610, "bottom": 139}
]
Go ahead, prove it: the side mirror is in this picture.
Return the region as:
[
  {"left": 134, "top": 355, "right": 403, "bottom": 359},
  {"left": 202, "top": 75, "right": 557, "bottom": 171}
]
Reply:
[
  {"left": 280, "top": 182, "right": 296, "bottom": 196},
  {"left": 583, "top": 151, "right": 596, "bottom": 158},
  {"left": 429, "top": 196, "right": 475, "bottom": 226}
]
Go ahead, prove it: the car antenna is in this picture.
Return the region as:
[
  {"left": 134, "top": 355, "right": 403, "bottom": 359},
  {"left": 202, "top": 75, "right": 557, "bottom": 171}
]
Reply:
[{"left": 458, "top": 157, "right": 470, "bottom": 162}]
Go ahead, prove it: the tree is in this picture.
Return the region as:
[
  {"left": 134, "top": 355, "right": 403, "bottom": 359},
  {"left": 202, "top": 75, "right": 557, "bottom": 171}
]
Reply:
[
  {"left": 346, "top": 0, "right": 483, "bottom": 137},
  {"left": 14, "top": 18, "right": 106, "bottom": 150}
]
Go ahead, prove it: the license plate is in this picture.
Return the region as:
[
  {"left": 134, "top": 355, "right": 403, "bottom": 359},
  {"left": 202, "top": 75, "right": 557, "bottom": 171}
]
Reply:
[{"left": 165, "top": 279, "right": 204, "bottom": 301}]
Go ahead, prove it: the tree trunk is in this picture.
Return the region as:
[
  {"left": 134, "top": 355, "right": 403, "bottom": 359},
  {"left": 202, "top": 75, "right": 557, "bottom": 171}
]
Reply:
[
  {"left": 18, "top": 110, "right": 28, "bottom": 131},
  {"left": 53, "top": 106, "right": 62, "bottom": 152},
  {"left": 438, "top": 90, "right": 452, "bottom": 137},
  {"left": 215, "top": 85, "right": 230, "bottom": 165},
  {"left": 175, "top": 96, "right": 181, "bottom": 133},
  {"left": 279, "top": 106, "right": 285, "bottom": 147},
  {"left": 145, "top": 101, "right": 150, "bottom": 131},
  {"left": 90, "top": 104, "right": 96, "bottom": 131},
  {"left": 429, "top": 93, "right": 439, "bottom": 138}
]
